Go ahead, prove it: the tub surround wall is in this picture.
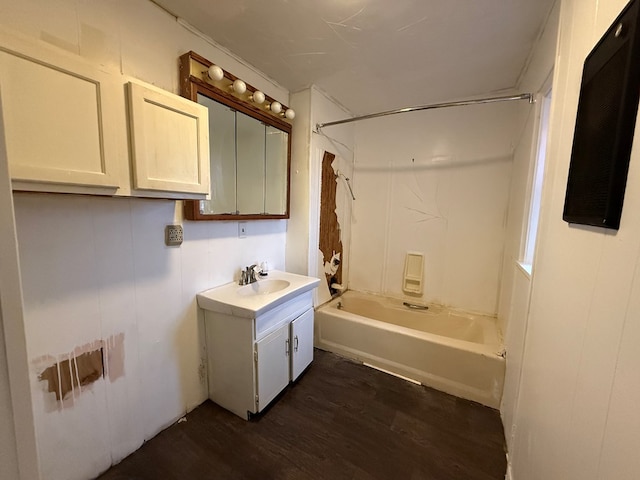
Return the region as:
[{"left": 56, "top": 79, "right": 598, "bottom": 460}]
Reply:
[
  {"left": 1, "top": 1, "right": 288, "bottom": 478},
  {"left": 350, "top": 102, "right": 521, "bottom": 315}
]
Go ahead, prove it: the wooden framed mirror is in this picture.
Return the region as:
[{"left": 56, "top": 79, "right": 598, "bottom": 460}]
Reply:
[{"left": 179, "top": 51, "right": 292, "bottom": 220}]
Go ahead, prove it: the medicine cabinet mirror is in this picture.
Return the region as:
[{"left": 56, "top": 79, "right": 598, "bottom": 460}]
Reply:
[{"left": 179, "top": 51, "right": 292, "bottom": 220}]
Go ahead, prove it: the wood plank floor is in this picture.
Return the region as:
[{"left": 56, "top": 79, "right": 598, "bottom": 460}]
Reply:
[{"left": 98, "top": 350, "right": 506, "bottom": 480}]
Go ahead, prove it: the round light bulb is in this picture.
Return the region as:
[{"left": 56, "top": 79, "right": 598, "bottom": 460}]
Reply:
[
  {"left": 232, "top": 79, "right": 246, "bottom": 94},
  {"left": 207, "top": 65, "right": 224, "bottom": 81},
  {"left": 251, "top": 90, "right": 266, "bottom": 104},
  {"left": 269, "top": 101, "right": 282, "bottom": 114},
  {"left": 284, "top": 108, "right": 295, "bottom": 120}
]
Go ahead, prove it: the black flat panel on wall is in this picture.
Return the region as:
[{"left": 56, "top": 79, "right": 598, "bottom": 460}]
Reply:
[{"left": 563, "top": 0, "right": 640, "bottom": 230}]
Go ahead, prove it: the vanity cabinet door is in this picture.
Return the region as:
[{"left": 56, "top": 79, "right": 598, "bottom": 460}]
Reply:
[
  {"left": 255, "top": 323, "right": 289, "bottom": 412},
  {"left": 127, "top": 81, "right": 210, "bottom": 196},
  {"left": 290, "top": 308, "right": 314, "bottom": 381}
]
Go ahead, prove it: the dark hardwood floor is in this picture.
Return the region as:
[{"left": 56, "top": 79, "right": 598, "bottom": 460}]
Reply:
[{"left": 98, "top": 350, "right": 506, "bottom": 480}]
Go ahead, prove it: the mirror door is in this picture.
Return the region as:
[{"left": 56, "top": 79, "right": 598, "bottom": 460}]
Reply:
[{"left": 180, "top": 51, "right": 292, "bottom": 221}]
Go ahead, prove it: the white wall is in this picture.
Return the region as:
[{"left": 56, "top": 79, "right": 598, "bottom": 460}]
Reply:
[
  {"left": 0, "top": 97, "right": 26, "bottom": 480},
  {"left": 0, "top": 310, "right": 19, "bottom": 480},
  {"left": 509, "top": 0, "right": 640, "bottom": 478},
  {"left": 288, "top": 86, "right": 355, "bottom": 305},
  {"left": 350, "top": 103, "right": 521, "bottom": 314},
  {"left": 287, "top": 88, "right": 312, "bottom": 276},
  {"left": 1, "top": 1, "right": 289, "bottom": 478},
  {"left": 0, "top": 83, "right": 40, "bottom": 479},
  {"left": 498, "top": 1, "right": 559, "bottom": 458}
]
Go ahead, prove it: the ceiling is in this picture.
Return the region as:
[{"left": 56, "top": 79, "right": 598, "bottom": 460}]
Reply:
[{"left": 154, "top": 0, "right": 556, "bottom": 115}]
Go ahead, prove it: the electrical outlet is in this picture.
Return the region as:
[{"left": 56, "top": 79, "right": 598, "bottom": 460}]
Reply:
[
  {"left": 165, "top": 225, "right": 183, "bottom": 246},
  {"left": 238, "top": 221, "right": 247, "bottom": 238}
]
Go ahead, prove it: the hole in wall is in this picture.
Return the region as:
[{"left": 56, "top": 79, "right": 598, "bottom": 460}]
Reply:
[
  {"left": 39, "top": 349, "right": 104, "bottom": 401},
  {"left": 319, "top": 151, "right": 343, "bottom": 295},
  {"left": 34, "top": 333, "right": 125, "bottom": 408}
]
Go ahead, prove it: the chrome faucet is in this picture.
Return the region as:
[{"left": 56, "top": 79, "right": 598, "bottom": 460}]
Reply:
[
  {"left": 239, "top": 265, "right": 258, "bottom": 285},
  {"left": 247, "top": 264, "right": 257, "bottom": 284}
]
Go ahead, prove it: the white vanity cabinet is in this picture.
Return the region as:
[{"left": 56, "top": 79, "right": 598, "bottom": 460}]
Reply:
[
  {"left": 254, "top": 306, "right": 314, "bottom": 411},
  {"left": 203, "top": 291, "right": 314, "bottom": 419},
  {"left": 197, "top": 271, "right": 320, "bottom": 420},
  {"left": 0, "top": 32, "right": 209, "bottom": 198}
]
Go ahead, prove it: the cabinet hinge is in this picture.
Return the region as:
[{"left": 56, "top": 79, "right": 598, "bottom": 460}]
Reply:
[
  {"left": 254, "top": 349, "right": 258, "bottom": 363},
  {"left": 255, "top": 394, "right": 259, "bottom": 406}
]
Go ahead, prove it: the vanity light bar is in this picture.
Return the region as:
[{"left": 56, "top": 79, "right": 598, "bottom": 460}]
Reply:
[{"left": 184, "top": 52, "right": 294, "bottom": 123}]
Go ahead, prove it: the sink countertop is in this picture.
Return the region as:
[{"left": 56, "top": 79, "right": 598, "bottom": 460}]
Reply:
[{"left": 197, "top": 270, "right": 321, "bottom": 319}]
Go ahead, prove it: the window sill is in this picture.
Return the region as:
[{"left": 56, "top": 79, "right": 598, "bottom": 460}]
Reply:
[{"left": 517, "top": 261, "right": 532, "bottom": 279}]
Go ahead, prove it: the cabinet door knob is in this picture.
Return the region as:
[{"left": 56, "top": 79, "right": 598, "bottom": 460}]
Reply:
[
  {"left": 294, "top": 335, "right": 299, "bottom": 352},
  {"left": 285, "top": 338, "right": 290, "bottom": 356}
]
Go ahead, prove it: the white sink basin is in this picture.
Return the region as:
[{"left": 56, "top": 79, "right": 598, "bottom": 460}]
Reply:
[
  {"left": 237, "top": 279, "right": 290, "bottom": 296},
  {"left": 197, "top": 270, "right": 320, "bottom": 318}
]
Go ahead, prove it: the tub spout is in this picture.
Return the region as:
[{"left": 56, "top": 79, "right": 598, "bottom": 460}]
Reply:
[{"left": 403, "top": 301, "right": 428, "bottom": 310}]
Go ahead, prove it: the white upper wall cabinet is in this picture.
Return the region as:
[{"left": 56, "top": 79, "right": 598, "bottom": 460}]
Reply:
[
  {"left": 127, "top": 81, "right": 210, "bottom": 196},
  {"left": 0, "top": 36, "right": 121, "bottom": 193},
  {"left": 0, "top": 31, "right": 210, "bottom": 199}
]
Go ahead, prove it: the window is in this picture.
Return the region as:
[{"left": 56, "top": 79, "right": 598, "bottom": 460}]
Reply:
[{"left": 521, "top": 89, "right": 552, "bottom": 273}]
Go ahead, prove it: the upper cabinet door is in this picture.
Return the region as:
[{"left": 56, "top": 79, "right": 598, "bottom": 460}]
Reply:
[
  {"left": 127, "top": 81, "right": 210, "bottom": 196},
  {"left": 0, "top": 43, "right": 121, "bottom": 192}
]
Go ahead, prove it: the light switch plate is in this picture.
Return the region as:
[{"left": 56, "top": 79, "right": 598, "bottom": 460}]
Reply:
[{"left": 238, "top": 221, "right": 247, "bottom": 238}]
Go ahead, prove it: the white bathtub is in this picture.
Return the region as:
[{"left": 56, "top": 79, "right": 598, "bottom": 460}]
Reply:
[{"left": 314, "top": 291, "right": 505, "bottom": 408}]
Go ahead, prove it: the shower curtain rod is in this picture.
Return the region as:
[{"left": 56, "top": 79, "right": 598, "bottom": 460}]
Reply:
[{"left": 315, "top": 92, "right": 534, "bottom": 131}]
